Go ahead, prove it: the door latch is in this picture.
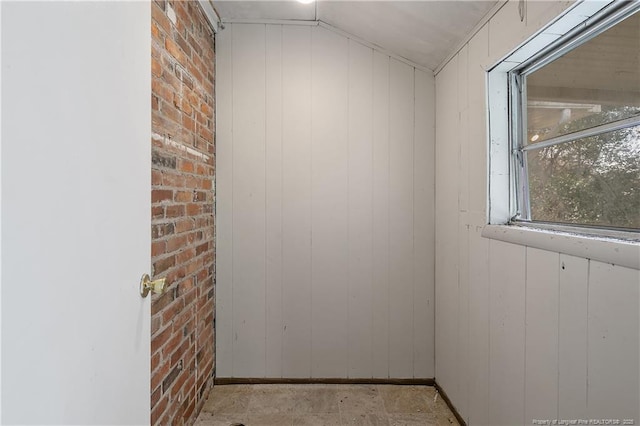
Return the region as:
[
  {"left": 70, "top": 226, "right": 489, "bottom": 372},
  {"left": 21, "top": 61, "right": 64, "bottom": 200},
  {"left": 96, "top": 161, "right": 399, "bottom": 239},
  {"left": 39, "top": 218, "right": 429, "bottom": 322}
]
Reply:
[{"left": 140, "top": 274, "right": 166, "bottom": 297}]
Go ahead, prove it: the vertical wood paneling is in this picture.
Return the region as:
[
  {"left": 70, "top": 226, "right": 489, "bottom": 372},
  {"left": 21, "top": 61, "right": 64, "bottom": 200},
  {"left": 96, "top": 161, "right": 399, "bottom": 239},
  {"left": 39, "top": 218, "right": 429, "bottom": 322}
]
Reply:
[
  {"left": 231, "top": 24, "right": 267, "bottom": 376},
  {"left": 281, "top": 25, "right": 313, "bottom": 378},
  {"left": 466, "top": 24, "right": 490, "bottom": 426},
  {"left": 467, "top": 25, "right": 489, "bottom": 216},
  {"left": 371, "top": 51, "right": 391, "bottom": 378},
  {"left": 467, "top": 220, "right": 490, "bottom": 425},
  {"left": 457, "top": 45, "right": 469, "bottom": 214},
  {"left": 435, "top": 56, "right": 459, "bottom": 394},
  {"left": 388, "top": 58, "right": 415, "bottom": 379},
  {"left": 433, "top": 3, "right": 640, "bottom": 425},
  {"left": 456, "top": 45, "right": 470, "bottom": 416},
  {"left": 265, "top": 24, "right": 284, "bottom": 377},
  {"left": 214, "top": 23, "right": 233, "bottom": 378},
  {"left": 310, "top": 26, "right": 349, "bottom": 378},
  {"left": 217, "top": 23, "right": 435, "bottom": 380},
  {"left": 347, "top": 40, "right": 374, "bottom": 378},
  {"left": 587, "top": 262, "right": 640, "bottom": 421},
  {"left": 457, "top": 217, "right": 469, "bottom": 415},
  {"left": 489, "top": 240, "right": 526, "bottom": 426},
  {"left": 558, "top": 254, "right": 588, "bottom": 419},
  {"left": 413, "top": 69, "right": 435, "bottom": 378},
  {"left": 488, "top": 0, "right": 528, "bottom": 65},
  {"left": 525, "top": 248, "right": 559, "bottom": 423}
]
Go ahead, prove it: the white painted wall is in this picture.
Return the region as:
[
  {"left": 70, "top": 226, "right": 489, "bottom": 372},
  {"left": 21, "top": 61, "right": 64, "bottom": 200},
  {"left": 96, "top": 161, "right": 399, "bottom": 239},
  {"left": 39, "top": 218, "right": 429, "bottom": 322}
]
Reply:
[
  {"left": 216, "top": 23, "right": 435, "bottom": 379},
  {"left": 1, "top": 2, "right": 151, "bottom": 424},
  {"left": 435, "top": 1, "right": 640, "bottom": 425}
]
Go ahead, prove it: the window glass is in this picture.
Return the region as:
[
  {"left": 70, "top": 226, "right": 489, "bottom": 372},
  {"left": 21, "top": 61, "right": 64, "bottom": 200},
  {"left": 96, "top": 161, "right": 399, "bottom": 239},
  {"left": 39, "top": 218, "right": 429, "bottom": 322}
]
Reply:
[
  {"left": 516, "top": 8, "right": 640, "bottom": 230},
  {"left": 527, "top": 125, "right": 640, "bottom": 228},
  {"left": 525, "top": 11, "right": 640, "bottom": 145}
]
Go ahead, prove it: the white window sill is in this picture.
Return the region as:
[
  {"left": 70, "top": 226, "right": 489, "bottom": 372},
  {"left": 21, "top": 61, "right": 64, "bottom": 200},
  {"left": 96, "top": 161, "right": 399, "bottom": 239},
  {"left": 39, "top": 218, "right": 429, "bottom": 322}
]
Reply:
[{"left": 481, "top": 224, "right": 640, "bottom": 270}]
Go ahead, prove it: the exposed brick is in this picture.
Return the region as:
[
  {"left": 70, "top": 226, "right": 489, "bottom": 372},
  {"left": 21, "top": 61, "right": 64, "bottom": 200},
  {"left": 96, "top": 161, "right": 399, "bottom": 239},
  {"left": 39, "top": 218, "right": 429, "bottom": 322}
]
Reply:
[
  {"left": 153, "top": 255, "right": 175, "bottom": 275},
  {"left": 152, "top": 189, "right": 173, "bottom": 203},
  {"left": 152, "top": 57, "right": 162, "bottom": 77},
  {"left": 151, "top": 393, "right": 168, "bottom": 425},
  {"left": 151, "top": 2, "right": 171, "bottom": 34},
  {"left": 180, "top": 159, "right": 195, "bottom": 174},
  {"left": 152, "top": 151, "right": 177, "bottom": 169},
  {"left": 166, "top": 204, "right": 185, "bottom": 218},
  {"left": 152, "top": 205, "right": 164, "bottom": 220},
  {"left": 162, "top": 361, "right": 182, "bottom": 393},
  {"left": 151, "top": 1, "right": 215, "bottom": 424},
  {"left": 165, "top": 38, "right": 185, "bottom": 64},
  {"left": 161, "top": 331, "right": 184, "bottom": 358},
  {"left": 175, "top": 33, "right": 192, "bottom": 60}
]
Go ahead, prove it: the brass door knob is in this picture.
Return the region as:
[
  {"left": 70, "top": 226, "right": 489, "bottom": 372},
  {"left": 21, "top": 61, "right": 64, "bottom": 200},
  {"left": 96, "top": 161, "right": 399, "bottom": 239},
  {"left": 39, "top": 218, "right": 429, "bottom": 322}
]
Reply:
[{"left": 140, "top": 274, "right": 166, "bottom": 297}]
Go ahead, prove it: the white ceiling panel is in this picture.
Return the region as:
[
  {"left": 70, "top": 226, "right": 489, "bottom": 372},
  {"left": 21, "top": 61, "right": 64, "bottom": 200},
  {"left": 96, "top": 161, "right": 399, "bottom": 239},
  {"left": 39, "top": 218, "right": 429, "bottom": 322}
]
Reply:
[
  {"left": 213, "top": 0, "right": 499, "bottom": 70},
  {"left": 214, "top": 1, "right": 316, "bottom": 21},
  {"left": 319, "top": 1, "right": 497, "bottom": 70}
]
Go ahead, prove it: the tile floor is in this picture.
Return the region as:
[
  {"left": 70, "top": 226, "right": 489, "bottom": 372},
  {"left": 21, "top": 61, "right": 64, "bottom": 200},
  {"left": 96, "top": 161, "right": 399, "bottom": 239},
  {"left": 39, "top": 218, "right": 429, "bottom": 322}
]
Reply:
[{"left": 195, "top": 384, "right": 460, "bottom": 426}]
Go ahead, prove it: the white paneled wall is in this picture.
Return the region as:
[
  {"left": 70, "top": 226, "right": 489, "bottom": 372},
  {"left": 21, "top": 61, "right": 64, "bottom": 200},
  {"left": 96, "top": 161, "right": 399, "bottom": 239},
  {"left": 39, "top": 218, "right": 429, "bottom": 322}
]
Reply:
[
  {"left": 435, "top": 1, "right": 640, "bottom": 425},
  {"left": 217, "top": 23, "right": 435, "bottom": 379}
]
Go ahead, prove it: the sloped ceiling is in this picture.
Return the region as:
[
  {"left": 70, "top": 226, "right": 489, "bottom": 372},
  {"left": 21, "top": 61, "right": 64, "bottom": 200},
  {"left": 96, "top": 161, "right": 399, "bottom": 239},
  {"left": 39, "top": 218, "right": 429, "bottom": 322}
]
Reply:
[{"left": 213, "top": 0, "right": 499, "bottom": 71}]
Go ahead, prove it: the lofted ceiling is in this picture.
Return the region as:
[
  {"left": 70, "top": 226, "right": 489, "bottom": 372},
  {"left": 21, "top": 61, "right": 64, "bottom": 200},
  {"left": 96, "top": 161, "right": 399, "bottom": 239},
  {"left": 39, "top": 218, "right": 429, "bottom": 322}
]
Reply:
[{"left": 213, "top": 0, "right": 499, "bottom": 71}]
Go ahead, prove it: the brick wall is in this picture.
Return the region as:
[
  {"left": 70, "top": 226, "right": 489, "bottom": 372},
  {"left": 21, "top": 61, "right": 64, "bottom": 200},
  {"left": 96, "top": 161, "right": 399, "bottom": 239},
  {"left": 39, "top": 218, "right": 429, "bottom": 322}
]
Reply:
[{"left": 150, "top": 1, "right": 215, "bottom": 424}]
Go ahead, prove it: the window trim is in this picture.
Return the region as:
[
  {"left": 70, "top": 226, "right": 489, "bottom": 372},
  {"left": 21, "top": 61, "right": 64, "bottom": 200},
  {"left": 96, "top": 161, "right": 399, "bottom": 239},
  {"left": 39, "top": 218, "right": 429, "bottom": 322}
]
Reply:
[{"left": 486, "top": 0, "right": 640, "bottom": 244}]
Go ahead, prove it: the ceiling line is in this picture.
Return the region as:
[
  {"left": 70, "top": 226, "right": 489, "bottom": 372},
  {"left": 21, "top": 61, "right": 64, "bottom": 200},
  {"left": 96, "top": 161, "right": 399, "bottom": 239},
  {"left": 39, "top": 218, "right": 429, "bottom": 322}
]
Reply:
[
  {"left": 220, "top": 17, "right": 434, "bottom": 74},
  {"left": 434, "top": 0, "right": 508, "bottom": 75}
]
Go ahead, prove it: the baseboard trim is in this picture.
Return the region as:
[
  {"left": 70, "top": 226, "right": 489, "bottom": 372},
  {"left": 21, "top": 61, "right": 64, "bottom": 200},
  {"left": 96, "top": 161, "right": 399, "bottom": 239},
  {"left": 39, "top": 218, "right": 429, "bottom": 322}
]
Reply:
[
  {"left": 214, "top": 377, "right": 435, "bottom": 386},
  {"left": 434, "top": 380, "right": 467, "bottom": 426}
]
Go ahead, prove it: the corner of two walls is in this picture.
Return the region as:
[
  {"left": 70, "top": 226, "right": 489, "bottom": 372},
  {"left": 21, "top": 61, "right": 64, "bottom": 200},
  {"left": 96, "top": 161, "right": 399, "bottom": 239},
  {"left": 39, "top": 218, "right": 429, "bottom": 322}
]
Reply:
[
  {"left": 150, "top": 1, "right": 215, "bottom": 424},
  {"left": 215, "top": 23, "right": 436, "bottom": 380},
  {"left": 435, "top": 1, "right": 640, "bottom": 425}
]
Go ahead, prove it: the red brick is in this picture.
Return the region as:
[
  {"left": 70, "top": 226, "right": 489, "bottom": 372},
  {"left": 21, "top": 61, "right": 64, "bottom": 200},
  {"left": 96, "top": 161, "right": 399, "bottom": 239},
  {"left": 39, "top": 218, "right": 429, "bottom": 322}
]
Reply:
[
  {"left": 161, "top": 331, "right": 184, "bottom": 358},
  {"left": 166, "top": 204, "right": 185, "bottom": 218},
  {"left": 180, "top": 160, "right": 194, "bottom": 173},
  {"left": 151, "top": 2, "right": 171, "bottom": 34},
  {"left": 151, "top": 325, "right": 172, "bottom": 354},
  {"left": 152, "top": 241, "right": 166, "bottom": 257},
  {"left": 173, "top": 219, "right": 191, "bottom": 233},
  {"left": 151, "top": 2, "right": 215, "bottom": 424},
  {"left": 174, "top": 190, "right": 192, "bottom": 203},
  {"left": 151, "top": 393, "right": 169, "bottom": 425},
  {"left": 152, "top": 189, "right": 173, "bottom": 203},
  {"left": 186, "top": 203, "right": 200, "bottom": 216},
  {"left": 152, "top": 57, "right": 162, "bottom": 77},
  {"left": 153, "top": 255, "right": 175, "bottom": 275},
  {"left": 166, "top": 234, "right": 187, "bottom": 253},
  {"left": 152, "top": 205, "right": 164, "bottom": 219},
  {"left": 165, "top": 38, "right": 185, "bottom": 64},
  {"left": 177, "top": 248, "right": 196, "bottom": 264}
]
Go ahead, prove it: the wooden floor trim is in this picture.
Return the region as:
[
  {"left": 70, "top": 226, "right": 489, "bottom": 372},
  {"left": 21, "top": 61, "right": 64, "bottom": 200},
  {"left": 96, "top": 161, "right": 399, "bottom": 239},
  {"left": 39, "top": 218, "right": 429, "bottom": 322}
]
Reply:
[
  {"left": 434, "top": 380, "right": 467, "bottom": 426},
  {"left": 214, "top": 377, "right": 435, "bottom": 386}
]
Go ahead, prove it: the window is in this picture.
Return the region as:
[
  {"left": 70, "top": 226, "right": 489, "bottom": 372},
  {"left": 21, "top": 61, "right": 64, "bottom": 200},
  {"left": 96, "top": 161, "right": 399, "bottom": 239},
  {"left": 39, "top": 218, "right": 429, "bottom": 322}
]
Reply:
[{"left": 509, "top": 4, "right": 640, "bottom": 231}]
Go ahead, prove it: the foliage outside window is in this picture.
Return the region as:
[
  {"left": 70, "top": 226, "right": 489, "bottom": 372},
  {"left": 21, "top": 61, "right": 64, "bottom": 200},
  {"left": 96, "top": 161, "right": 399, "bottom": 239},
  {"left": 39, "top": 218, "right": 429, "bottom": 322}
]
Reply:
[{"left": 511, "top": 8, "right": 640, "bottom": 231}]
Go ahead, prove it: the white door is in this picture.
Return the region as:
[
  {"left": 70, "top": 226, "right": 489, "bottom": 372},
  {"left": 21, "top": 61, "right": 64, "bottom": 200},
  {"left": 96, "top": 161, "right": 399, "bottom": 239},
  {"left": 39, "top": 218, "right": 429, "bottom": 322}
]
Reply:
[{"left": 1, "top": 2, "right": 151, "bottom": 424}]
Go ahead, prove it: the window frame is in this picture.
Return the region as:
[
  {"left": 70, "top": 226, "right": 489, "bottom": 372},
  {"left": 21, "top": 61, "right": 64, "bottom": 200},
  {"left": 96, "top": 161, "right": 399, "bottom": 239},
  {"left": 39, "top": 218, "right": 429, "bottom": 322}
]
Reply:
[
  {"left": 483, "top": 0, "right": 640, "bottom": 263},
  {"left": 507, "top": 1, "right": 640, "bottom": 233},
  {"left": 487, "top": 1, "right": 640, "bottom": 236}
]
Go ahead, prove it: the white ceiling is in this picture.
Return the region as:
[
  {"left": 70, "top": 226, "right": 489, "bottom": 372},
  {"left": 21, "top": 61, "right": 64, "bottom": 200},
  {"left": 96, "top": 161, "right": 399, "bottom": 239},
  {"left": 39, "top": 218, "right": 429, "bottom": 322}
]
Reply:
[{"left": 213, "top": 0, "right": 499, "bottom": 71}]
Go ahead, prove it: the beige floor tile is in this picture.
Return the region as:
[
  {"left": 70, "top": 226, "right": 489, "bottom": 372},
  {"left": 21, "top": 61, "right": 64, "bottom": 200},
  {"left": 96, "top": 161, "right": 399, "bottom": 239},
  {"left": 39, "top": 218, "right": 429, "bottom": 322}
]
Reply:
[
  {"left": 377, "top": 386, "right": 432, "bottom": 414},
  {"left": 242, "top": 414, "right": 293, "bottom": 426},
  {"left": 195, "top": 384, "right": 459, "bottom": 426},
  {"left": 246, "top": 385, "right": 339, "bottom": 415},
  {"left": 197, "top": 413, "right": 293, "bottom": 426},
  {"left": 387, "top": 413, "right": 439, "bottom": 426},
  {"left": 202, "top": 385, "right": 251, "bottom": 414},
  {"left": 336, "top": 386, "right": 384, "bottom": 415},
  {"left": 291, "top": 413, "right": 342, "bottom": 425},
  {"left": 341, "top": 413, "right": 390, "bottom": 426}
]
